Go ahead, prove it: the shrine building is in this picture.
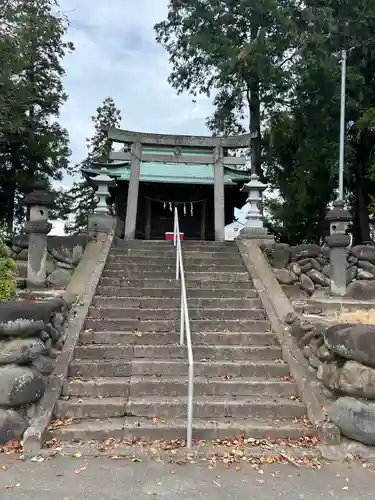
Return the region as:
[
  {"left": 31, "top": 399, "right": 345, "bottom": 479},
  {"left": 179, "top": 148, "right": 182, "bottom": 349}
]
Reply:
[{"left": 82, "top": 128, "right": 252, "bottom": 241}]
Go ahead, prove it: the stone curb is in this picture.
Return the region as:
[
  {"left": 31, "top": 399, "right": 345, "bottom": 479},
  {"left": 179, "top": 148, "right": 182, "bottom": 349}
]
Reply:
[
  {"left": 22, "top": 442, "right": 322, "bottom": 462},
  {"left": 23, "top": 232, "right": 115, "bottom": 457},
  {"left": 236, "top": 239, "right": 339, "bottom": 453}
]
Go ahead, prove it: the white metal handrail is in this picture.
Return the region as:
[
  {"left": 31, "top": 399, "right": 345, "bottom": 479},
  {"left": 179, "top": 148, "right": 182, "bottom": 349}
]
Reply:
[{"left": 173, "top": 207, "right": 194, "bottom": 449}]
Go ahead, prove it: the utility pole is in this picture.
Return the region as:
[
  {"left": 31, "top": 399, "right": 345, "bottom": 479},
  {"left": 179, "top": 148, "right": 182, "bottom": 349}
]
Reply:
[{"left": 338, "top": 49, "right": 347, "bottom": 200}]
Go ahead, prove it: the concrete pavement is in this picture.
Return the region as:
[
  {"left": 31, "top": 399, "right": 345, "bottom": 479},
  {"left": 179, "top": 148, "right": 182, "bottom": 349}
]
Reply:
[{"left": 0, "top": 455, "right": 374, "bottom": 499}]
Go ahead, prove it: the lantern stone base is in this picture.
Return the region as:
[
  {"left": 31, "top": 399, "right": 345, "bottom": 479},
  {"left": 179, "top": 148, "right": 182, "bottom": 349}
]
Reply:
[{"left": 88, "top": 214, "right": 116, "bottom": 237}]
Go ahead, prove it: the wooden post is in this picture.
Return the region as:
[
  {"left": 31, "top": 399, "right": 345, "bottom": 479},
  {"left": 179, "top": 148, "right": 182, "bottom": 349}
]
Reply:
[
  {"left": 200, "top": 201, "right": 206, "bottom": 241},
  {"left": 214, "top": 146, "right": 225, "bottom": 241},
  {"left": 145, "top": 197, "right": 151, "bottom": 240},
  {"left": 124, "top": 142, "right": 142, "bottom": 240}
]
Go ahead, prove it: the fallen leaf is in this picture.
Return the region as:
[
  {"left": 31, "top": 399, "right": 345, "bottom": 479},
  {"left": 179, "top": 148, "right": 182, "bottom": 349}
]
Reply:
[
  {"left": 74, "top": 466, "right": 87, "bottom": 474},
  {"left": 1, "top": 465, "right": 7, "bottom": 471},
  {"left": 73, "top": 450, "right": 82, "bottom": 458}
]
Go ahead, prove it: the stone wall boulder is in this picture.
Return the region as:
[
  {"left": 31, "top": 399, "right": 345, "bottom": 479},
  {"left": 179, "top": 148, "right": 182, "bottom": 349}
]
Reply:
[
  {"left": 346, "top": 280, "right": 375, "bottom": 300},
  {"left": 0, "top": 297, "right": 71, "bottom": 443},
  {"left": 324, "top": 323, "right": 375, "bottom": 368},
  {"left": 6, "top": 233, "right": 89, "bottom": 289},
  {"left": 0, "top": 365, "right": 45, "bottom": 408},
  {"left": 319, "top": 361, "right": 375, "bottom": 399},
  {"left": 0, "top": 410, "right": 28, "bottom": 444},
  {"left": 0, "top": 338, "right": 46, "bottom": 365},
  {"left": 328, "top": 397, "right": 375, "bottom": 446},
  {"left": 351, "top": 245, "right": 375, "bottom": 264}
]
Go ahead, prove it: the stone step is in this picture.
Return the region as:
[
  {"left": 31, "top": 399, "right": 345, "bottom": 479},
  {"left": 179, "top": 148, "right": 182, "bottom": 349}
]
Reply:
[
  {"left": 131, "top": 359, "right": 290, "bottom": 378},
  {"left": 110, "top": 249, "right": 242, "bottom": 259},
  {"left": 68, "top": 360, "right": 132, "bottom": 378},
  {"left": 74, "top": 345, "right": 281, "bottom": 361},
  {"left": 69, "top": 359, "right": 289, "bottom": 379},
  {"left": 102, "top": 270, "right": 250, "bottom": 282},
  {"left": 63, "top": 376, "right": 297, "bottom": 398},
  {"left": 79, "top": 330, "right": 279, "bottom": 347},
  {"left": 84, "top": 318, "right": 271, "bottom": 333},
  {"left": 129, "top": 376, "right": 297, "bottom": 398},
  {"left": 105, "top": 263, "right": 246, "bottom": 273},
  {"left": 50, "top": 416, "right": 312, "bottom": 442},
  {"left": 111, "top": 240, "right": 238, "bottom": 251},
  {"left": 87, "top": 307, "right": 266, "bottom": 321},
  {"left": 96, "top": 286, "right": 258, "bottom": 299},
  {"left": 56, "top": 396, "right": 305, "bottom": 420},
  {"left": 92, "top": 297, "right": 262, "bottom": 309},
  {"left": 107, "top": 255, "right": 244, "bottom": 264}
]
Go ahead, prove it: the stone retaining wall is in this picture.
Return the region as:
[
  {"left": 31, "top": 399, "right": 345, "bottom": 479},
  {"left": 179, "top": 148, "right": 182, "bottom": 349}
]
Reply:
[
  {"left": 5, "top": 235, "right": 89, "bottom": 288},
  {"left": 288, "top": 314, "right": 375, "bottom": 447},
  {"left": 262, "top": 242, "right": 375, "bottom": 300},
  {"left": 0, "top": 298, "right": 72, "bottom": 443}
]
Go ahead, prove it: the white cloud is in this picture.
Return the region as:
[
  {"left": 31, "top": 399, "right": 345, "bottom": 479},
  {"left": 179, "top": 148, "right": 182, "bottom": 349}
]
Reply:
[{"left": 58, "top": 0, "right": 213, "bottom": 188}]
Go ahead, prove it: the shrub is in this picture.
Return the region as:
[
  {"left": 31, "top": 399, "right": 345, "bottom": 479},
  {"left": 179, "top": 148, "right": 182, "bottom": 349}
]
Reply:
[{"left": 0, "top": 229, "right": 17, "bottom": 301}]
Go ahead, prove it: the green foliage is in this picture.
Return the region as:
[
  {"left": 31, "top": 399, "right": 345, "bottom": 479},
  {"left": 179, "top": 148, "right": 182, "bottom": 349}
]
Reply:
[
  {"left": 155, "top": 0, "right": 301, "bottom": 173},
  {"left": 63, "top": 97, "right": 122, "bottom": 234},
  {"left": 0, "top": 0, "right": 74, "bottom": 233},
  {"left": 0, "top": 229, "right": 16, "bottom": 302}
]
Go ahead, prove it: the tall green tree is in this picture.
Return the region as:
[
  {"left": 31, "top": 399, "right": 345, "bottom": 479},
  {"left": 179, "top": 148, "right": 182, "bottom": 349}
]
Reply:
[
  {"left": 0, "top": 0, "right": 73, "bottom": 233},
  {"left": 155, "top": 0, "right": 301, "bottom": 175},
  {"left": 266, "top": 1, "right": 375, "bottom": 243},
  {"left": 64, "top": 97, "right": 122, "bottom": 234}
]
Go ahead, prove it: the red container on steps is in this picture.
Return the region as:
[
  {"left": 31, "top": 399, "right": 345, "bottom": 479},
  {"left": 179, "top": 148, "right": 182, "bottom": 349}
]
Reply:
[{"left": 165, "top": 232, "right": 184, "bottom": 241}]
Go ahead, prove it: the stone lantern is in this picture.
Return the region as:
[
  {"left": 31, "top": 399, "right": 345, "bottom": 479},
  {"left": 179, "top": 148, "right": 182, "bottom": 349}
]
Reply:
[
  {"left": 239, "top": 173, "right": 272, "bottom": 241},
  {"left": 325, "top": 200, "right": 351, "bottom": 296},
  {"left": 88, "top": 168, "right": 116, "bottom": 237},
  {"left": 24, "top": 181, "right": 53, "bottom": 288}
]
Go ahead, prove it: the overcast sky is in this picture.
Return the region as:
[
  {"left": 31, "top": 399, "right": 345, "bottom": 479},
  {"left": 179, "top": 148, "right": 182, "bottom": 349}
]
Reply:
[{"left": 58, "top": 0, "right": 213, "bottom": 186}]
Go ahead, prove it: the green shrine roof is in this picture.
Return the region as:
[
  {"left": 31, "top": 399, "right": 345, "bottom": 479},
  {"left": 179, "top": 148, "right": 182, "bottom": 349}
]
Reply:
[{"left": 82, "top": 147, "right": 249, "bottom": 186}]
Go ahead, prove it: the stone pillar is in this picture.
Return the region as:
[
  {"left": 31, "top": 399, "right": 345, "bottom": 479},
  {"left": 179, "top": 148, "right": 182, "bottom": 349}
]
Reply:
[
  {"left": 214, "top": 146, "right": 225, "bottom": 241},
  {"left": 240, "top": 173, "right": 272, "bottom": 241},
  {"left": 124, "top": 141, "right": 142, "bottom": 240},
  {"left": 325, "top": 200, "right": 351, "bottom": 296},
  {"left": 88, "top": 169, "right": 116, "bottom": 238},
  {"left": 24, "top": 182, "right": 53, "bottom": 289}
]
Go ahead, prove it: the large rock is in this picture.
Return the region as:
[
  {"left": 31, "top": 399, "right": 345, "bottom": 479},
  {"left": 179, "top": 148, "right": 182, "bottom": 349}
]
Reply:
[
  {"left": 0, "top": 365, "right": 45, "bottom": 407},
  {"left": 357, "top": 260, "right": 375, "bottom": 276},
  {"left": 291, "top": 244, "right": 321, "bottom": 261},
  {"left": 307, "top": 269, "right": 330, "bottom": 287},
  {"left": 0, "top": 299, "right": 65, "bottom": 324},
  {"left": 300, "top": 273, "right": 315, "bottom": 295},
  {"left": 47, "top": 268, "right": 72, "bottom": 287},
  {"left": 351, "top": 246, "right": 375, "bottom": 264},
  {"left": 290, "top": 262, "right": 302, "bottom": 276},
  {"left": 346, "top": 266, "right": 357, "bottom": 283},
  {"left": 0, "top": 409, "right": 28, "bottom": 444},
  {"left": 311, "top": 287, "right": 330, "bottom": 299},
  {"left": 328, "top": 397, "right": 375, "bottom": 445},
  {"left": 357, "top": 269, "right": 374, "bottom": 280},
  {"left": 263, "top": 243, "right": 291, "bottom": 269},
  {"left": 346, "top": 280, "right": 375, "bottom": 300},
  {"left": 273, "top": 268, "right": 297, "bottom": 285},
  {"left": 324, "top": 323, "right": 375, "bottom": 368},
  {"left": 337, "top": 361, "right": 375, "bottom": 399},
  {"left": 282, "top": 284, "right": 308, "bottom": 299},
  {"left": 0, "top": 338, "right": 47, "bottom": 365}
]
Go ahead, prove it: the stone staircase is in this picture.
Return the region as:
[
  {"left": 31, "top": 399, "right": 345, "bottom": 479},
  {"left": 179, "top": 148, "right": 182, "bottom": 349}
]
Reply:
[{"left": 52, "top": 240, "right": 312, "bottom": 443}]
